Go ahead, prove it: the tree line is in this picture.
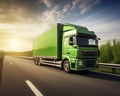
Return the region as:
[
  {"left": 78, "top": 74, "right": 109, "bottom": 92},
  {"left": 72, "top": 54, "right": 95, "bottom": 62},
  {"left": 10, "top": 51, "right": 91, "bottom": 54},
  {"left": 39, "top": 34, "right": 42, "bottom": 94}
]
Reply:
[
  {"left": 99, "top": 39, "right": 120, "bottom": 64},
  {"left": 5, "top": 51, "right": 32, "bottom": 57}
]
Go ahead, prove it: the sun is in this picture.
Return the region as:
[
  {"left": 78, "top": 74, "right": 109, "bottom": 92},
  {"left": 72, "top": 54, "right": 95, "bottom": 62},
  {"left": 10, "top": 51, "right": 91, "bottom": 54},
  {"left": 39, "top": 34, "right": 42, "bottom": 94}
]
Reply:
[
  {"left": 9, "top": 39, "right": 21, "bottom": 51},
  {"left": 10, "top": 40, "right": 19, "bottom": 46}
]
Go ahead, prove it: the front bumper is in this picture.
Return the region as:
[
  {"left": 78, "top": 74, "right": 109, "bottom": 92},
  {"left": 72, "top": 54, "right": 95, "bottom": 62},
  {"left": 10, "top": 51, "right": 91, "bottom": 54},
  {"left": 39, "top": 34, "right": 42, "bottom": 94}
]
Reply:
[{"left": 70, "top": 58, "right": 98, "bottom": 71}]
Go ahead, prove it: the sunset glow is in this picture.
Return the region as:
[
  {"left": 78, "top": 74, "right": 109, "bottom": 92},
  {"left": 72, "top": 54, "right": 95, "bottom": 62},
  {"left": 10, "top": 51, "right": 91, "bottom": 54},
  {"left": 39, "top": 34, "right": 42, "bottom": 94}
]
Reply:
[{"left": 9, "top": 39, "right": 21, "bottom": 51}]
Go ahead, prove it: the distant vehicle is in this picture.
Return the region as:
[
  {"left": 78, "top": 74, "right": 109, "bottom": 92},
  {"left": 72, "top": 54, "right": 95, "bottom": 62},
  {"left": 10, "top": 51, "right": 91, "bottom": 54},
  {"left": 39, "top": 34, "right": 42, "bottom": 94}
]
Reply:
[{"left": 33, "top": 23, "right": 100, "bottom": 72}]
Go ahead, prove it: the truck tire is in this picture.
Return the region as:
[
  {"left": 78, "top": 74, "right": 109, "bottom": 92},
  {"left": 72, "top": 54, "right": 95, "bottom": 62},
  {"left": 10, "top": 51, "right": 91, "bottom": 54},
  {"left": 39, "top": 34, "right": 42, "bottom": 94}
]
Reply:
[
  {"left": 34, "top": 58, "right": 38, "bottom": 65},
  {"left": 38, "top": 58, "right": 42, "bottom": 66},
  {"left": 63, "top": 60, "right": 71, "bottom": 73}
]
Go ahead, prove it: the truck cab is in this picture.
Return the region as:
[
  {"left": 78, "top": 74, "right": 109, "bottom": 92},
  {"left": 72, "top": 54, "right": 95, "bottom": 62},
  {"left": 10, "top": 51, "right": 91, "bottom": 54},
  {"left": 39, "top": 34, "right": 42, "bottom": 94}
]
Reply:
[{"left": 62, "top": 24, "right": 99, "bottom": 72}]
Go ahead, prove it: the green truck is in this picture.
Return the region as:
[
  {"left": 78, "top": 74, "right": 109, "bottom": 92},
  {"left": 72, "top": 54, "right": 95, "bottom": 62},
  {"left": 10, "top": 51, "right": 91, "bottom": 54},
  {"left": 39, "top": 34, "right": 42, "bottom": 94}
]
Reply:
[{"left": 33, "top": 23, "right": 99, "bottom": 72}]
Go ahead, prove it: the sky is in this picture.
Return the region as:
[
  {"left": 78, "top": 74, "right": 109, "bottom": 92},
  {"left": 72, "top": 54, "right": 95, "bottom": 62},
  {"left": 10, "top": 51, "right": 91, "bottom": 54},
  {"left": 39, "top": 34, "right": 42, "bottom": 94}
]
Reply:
[{"left": 0, "top": 0, "right": 120, "bottom": 51}]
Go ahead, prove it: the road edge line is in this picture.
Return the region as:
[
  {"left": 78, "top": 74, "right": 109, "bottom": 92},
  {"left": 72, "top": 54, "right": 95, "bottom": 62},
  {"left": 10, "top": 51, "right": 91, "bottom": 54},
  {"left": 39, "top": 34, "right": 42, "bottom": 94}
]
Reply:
[{"left": 25, "top": 80, "right": 43, "bottom": 96}]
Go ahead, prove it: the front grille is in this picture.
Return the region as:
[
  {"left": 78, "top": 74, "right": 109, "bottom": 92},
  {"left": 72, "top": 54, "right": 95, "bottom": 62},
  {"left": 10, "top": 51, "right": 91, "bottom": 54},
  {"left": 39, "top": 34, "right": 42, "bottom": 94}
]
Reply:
[
  {"left": 83, "top": 60, "right": 96, "bottom": 67},
  {"left": 82, "top": 50, "right": 97, "bottom": 57}
]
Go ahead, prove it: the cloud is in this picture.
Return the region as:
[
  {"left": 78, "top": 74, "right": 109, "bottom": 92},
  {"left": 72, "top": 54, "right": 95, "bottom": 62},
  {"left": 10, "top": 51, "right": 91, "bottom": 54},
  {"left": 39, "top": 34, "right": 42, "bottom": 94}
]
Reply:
[
  {"left": 62, "top": 3, "right": 72, "bottom": 14},
  {"left": 42, "top": 7, "right": 61, "bottom": 24},
  {"left": 76, "top": 14, "right": 120, "bottom": 44},
  {"left": 0, "top": 0, "right": 42, "bottom": 23},
  {"left": 41, "top": 0, "right": 54, "bottom": 7},
  {"left": 0, "top": 0, "right": 102, "bottom": 51},
  {"left": 72, "top": 0, "right": 101, "bottom": 14},
  {"left": 0, "top": 0, "right": 102, "bottom": 24},
  {"left": 40, "top": 0, "right": 102, "bottom": 15}
]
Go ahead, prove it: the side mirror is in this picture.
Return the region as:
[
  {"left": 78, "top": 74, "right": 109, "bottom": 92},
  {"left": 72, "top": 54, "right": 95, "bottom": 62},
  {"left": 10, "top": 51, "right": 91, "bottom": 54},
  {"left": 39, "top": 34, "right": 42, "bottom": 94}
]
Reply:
[{"left": 97, "top": 38, "right": 101, "bottom": 40}]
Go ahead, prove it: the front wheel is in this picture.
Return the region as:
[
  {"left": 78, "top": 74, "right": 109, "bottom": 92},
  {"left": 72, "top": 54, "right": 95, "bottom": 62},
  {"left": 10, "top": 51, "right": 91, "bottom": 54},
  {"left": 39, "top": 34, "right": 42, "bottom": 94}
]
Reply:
[{"left": 63, "top": 60, "right": 71, "bottom": 73}]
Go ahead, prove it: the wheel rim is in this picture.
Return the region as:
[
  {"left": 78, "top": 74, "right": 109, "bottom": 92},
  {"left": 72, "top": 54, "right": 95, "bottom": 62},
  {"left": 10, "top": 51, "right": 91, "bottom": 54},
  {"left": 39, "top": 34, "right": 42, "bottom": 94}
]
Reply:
[
  {"left": 35, "top": 59, "right": 38, "bottom": 65},
  {"left": 64, "top": 61, "right": 69, "bottom": 72},
  {"left": 35, "top": 61, "right": 38, "bottom": 65},
  {"left": 38, "top": 60, "right": 41, "bottom": 65}
]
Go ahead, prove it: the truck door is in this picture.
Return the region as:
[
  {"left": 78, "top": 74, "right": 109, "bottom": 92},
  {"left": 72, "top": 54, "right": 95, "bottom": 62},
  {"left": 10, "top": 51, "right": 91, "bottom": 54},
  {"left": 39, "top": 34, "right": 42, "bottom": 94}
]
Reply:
[{"left": 63, "top": 36, "right": 77, "bottom": 59}]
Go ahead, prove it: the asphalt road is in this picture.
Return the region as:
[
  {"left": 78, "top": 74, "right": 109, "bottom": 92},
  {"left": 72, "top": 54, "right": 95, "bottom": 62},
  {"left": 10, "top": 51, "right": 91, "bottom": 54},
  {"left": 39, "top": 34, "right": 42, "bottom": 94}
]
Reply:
[{"left": 0, "top": 56, "right": 120, "bottom": 96}]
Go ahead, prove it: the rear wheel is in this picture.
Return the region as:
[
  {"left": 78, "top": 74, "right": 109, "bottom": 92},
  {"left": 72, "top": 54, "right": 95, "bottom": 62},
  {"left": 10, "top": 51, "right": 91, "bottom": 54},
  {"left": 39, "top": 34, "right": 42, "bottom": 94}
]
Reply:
[
  {"left": 63, "top": 60, "right": 71, "bottom": 73},
  {"left": 34, "top": 58, "right": 38, "bottom": 65},
  {"left": 38, "top": 58, "right": 42, "bottom": 66}
]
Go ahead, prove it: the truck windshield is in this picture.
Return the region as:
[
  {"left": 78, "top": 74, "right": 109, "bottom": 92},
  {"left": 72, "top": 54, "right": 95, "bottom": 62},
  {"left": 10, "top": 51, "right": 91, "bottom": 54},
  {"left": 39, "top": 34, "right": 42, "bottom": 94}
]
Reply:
[{"left": 76, "top": 36, "right": 98, "bottom": 47}]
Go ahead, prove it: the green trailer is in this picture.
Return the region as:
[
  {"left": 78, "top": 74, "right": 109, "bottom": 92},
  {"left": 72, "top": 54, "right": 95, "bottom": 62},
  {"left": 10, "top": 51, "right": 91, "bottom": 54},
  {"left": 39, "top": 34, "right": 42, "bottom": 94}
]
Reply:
[{"left": 33, "top": 23, "right": 99, "bottom": 72}]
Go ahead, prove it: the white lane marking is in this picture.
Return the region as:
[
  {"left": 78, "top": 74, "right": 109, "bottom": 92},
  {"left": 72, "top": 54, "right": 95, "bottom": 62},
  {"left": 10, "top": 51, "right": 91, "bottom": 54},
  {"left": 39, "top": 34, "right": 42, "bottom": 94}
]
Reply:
[{"left": 25, "top": 80, "right": 44, "bottom": 96}]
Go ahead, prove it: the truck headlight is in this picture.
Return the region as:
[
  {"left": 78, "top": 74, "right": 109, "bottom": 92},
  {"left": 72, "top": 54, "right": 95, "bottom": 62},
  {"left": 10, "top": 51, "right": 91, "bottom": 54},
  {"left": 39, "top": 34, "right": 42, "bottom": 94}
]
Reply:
[{"left": 78, "top": 60, "right": 83, "bottom": 66}]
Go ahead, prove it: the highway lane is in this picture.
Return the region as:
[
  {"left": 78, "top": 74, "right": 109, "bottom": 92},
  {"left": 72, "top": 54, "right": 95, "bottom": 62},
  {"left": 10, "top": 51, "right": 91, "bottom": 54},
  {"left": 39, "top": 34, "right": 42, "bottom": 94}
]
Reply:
[{"left": 0, "top": 56, "right": 120, "bottom": 96}]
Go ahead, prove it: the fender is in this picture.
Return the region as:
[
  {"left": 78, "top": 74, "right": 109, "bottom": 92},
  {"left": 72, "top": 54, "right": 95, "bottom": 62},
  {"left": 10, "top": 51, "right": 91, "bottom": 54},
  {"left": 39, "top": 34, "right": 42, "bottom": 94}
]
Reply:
[{"left": 62, "top": 55, "right": 72, "bottom": 67}]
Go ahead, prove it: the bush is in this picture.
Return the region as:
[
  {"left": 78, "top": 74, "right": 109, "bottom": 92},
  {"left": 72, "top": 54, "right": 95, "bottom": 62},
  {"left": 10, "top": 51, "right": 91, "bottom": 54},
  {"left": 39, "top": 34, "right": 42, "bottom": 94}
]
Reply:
[
  {"left": 99, "top": 40, "right": 120, "bottom": 64},
  {"left": 112, "top": 40, "right": 120, "bottom": 63}
]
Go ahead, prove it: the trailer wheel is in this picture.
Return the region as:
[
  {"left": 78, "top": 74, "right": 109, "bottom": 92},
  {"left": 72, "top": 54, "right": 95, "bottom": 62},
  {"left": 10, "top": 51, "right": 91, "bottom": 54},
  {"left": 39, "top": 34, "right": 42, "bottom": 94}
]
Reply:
[
  {"left": 63, "top": 60, "right": 71, "bottom": 73},
  {"left": 38, "top": 58, "right": 42, "bottom": 66},
  {"left": 34, "top": 58, "right": 38, "bottom": 65}
]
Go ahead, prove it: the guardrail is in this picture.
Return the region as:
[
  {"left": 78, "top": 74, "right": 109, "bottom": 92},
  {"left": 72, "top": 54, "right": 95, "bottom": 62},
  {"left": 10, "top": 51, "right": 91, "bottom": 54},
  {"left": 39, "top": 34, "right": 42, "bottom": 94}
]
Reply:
[{"left": 99, "top": 63, "right": 120, "bottom": 74}]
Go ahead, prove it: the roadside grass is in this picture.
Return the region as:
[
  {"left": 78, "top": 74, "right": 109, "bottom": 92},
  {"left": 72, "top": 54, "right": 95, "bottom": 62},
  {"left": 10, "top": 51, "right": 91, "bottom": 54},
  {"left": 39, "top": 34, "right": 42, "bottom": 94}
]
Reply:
[{"left": 94, "top": 67, "right": 120, "bottom": 75}]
